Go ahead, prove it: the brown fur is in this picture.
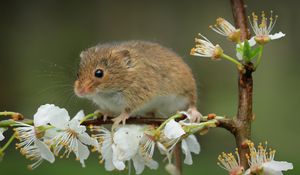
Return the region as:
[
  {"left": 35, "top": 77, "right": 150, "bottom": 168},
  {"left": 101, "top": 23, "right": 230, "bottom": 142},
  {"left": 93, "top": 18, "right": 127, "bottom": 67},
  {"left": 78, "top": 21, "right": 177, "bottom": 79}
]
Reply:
[{"left": 74, "top": 41, "right": 200, "bottom": 125}]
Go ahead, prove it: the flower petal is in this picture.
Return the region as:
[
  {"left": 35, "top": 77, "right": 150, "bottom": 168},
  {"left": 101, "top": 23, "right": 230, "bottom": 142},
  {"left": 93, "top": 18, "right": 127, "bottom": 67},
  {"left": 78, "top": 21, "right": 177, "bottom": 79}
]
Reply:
[
  {"left": 0, "top": 134, "right": 4, "bottom": 141},
  {"left": 184, "top": 135, "right": 200, "bottom": 154},
  {"left": 132, "top": 155, "right": 145, "bottom": 175},
  {"left": 270, "top": 32, "right": 285, "bottom": 40},
  {"left": 113, "top": 126, "right": 141, "bottom": 160},
  {"left": 236, "top": 51, "right": 243, "bottom": 61},
  {"left": 112, "top": 144, "right": 126, "bottom": 170},
  {"left": 35, "top": 140, "right": 55, "bottom": 163},
  {"left": 101, "top": 134, "right": 113, "bottom": 160},
  {"left": 146, "top": 159, "right": 159, "bottom": 170},
  {"left": 157, "top": 142, "right": 172, "bottom": 163},
  {"left": 263, "top": 167, "right": 283, "bottom": 175},
  {"left": 68, "top": 119, "right": 86, "bottom": 133},
  {"left": 34, "top": 104, "right": 70, "bottom": 128},
  {"left": 73, "top": 110, "right": 85, "bottom": 121},
  {"left": 77, "top": 140, "right": 90, "bottom": 167},
  {"left": 164, "top": 119, "right": 185, "bottom": 139},
  {"left": 78, "top": 132, "right": 98, "bottom": 148},
  {"left": 44, "top": 128, "right": 60, "bottom": 140},
  {"left": 104, "top": 157, "right": 115, "bottom": 171},
  {"left": 263, "top": 160, "right": 293, "bottom": 172},
  {"left": 157, "top": 142, "right": 168, "bottom": 155},
  {"left": 165, "top": 163, "right": 180, "bottom": 175},
  {"left": 181, "top": 135, "right": 200, "bottom": 165},
  {"left": 0, "top": 128, "right": 5, "bottom": 141},
  {"left": 39, "top": 104, "right": 70, "bottom": 129},
  {"left": 248, "top": 37, "right": 256, "bottom": 46},
  {"left": 181, "top": 139, "right": 193, "bottom": 165},
  {"left": 100, "top": 130, "right": 115, "bottom": 171}
]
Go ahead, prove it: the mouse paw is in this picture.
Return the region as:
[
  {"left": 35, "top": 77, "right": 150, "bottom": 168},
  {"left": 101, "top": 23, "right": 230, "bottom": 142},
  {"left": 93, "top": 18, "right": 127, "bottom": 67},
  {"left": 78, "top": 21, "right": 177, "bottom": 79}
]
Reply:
[
  {"left": 111, "top": 113, "right": 129, "bottom": 131},
  {"left": 187, "top": 107, "right": 202, "bottom": 123},
  {"left": 103, "top": 112, "right": 113, "bottom": 122}
]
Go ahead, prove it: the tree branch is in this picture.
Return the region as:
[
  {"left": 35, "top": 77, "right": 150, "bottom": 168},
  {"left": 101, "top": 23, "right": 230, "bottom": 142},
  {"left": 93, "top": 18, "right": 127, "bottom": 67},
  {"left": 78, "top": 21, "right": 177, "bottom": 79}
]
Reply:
[
  {"left": 230, "top": 0, "right": 250, "bottom": 41},
  {"left": 0, "top": 114, "right": 235, "bottom": 132},
  {"left": 174, "top": 144, "right": 182, "bottom": 174},
  {"left": 82, "top": 116, "right": 172, "bottom": 126},
  {"left": 231, "top": 0, "right": 253, "bottom": 169},
  {"left": 81, "top": 114, "right": 236, "bottom": 131}
]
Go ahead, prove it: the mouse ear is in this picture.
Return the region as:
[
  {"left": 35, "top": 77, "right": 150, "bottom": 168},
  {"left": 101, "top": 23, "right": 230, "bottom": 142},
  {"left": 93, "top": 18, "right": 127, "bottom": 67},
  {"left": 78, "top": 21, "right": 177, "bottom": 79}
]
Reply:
[{"left": 112, "top": 49, "right": 133, "bottom": 68}]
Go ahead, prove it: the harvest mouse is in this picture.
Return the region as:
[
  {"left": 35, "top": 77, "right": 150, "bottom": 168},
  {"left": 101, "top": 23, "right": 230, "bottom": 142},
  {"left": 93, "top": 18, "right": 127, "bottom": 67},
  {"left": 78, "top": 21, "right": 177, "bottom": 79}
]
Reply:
[{"left": 74, "top": 40, "right": 201, "bottom": 129}]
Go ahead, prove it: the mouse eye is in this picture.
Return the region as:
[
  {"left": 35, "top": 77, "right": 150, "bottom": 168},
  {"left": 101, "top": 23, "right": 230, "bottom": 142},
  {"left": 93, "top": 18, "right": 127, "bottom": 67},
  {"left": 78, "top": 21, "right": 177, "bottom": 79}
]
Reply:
[{"left": 94, "top": 69, "right": 104, "bottom": 78}]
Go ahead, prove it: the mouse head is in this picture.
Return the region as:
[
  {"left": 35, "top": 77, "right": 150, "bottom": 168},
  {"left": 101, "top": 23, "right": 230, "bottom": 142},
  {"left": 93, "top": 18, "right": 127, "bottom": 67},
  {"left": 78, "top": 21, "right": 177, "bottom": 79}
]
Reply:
[{"left": 74, "top": 45, "right": 135, "bottom": 98}]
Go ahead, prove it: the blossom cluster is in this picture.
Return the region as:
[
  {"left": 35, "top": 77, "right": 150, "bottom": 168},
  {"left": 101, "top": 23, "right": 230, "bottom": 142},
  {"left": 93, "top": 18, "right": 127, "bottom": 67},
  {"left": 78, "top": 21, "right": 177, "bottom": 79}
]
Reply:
[
  {"left": 0, "top": 104, "right": 217, "bottom": 175},
  {"left": 191, "top": 11, "right": 285, "bottom": 69},
  {"left": 0, "top": 11, "right": 293, "bottom": 175},
  {"left": 218, "top": 141, "right": 293, "bottom": 175},
  {"left": 13, "top": 104, "right": 99, "bottom": 169}
]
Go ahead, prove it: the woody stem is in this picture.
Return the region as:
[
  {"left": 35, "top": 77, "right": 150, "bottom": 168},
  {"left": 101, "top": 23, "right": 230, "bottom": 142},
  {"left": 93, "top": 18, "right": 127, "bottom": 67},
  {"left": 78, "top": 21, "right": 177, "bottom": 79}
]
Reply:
[{"left": 231, "top": 0, "right": 253, "bottom": 169}]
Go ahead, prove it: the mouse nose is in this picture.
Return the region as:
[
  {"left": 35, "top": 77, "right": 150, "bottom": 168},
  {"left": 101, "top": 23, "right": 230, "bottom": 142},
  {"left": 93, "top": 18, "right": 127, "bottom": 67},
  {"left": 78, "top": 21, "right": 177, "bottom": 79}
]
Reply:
[{"left": 74, "top": 80, "right": 94, "bottom": 97}]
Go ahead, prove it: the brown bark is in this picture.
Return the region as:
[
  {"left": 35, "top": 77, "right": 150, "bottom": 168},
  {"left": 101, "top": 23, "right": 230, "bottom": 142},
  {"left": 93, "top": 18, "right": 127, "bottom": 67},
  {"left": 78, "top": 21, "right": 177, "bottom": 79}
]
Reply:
[
  {"left": 234, "top": 64, "right": 253, "bottom": 168},
  {"left": 174, "top": 144, "right": 182, "bottom": 174},
  {"left": 230, "top": 0, "right": 250, "bottom": 40},
  {"left": 82, "top": 116, "right": 167, "bottom": 126},
  {"left": 231, "top": 0, "right": 253, "bottom": 169}
]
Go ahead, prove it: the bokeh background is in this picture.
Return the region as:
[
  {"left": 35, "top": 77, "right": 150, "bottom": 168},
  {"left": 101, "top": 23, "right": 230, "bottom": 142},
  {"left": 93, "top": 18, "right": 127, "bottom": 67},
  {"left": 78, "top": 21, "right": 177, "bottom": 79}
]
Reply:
[{"left": 0, "top": 0, "right": 299, "bottom": 174}]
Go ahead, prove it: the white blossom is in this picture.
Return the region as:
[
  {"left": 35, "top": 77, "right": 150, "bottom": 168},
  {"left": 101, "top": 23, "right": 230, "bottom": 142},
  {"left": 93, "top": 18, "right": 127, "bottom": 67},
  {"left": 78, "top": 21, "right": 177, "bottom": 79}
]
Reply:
[
  {"left": 248, "top": 11, "right": 285, "bottom": 45},
  {"left": 33, "top": 104, "right": 69, "bottom": 128},
  {"left": 92, "top": 127, "right": 116, "bottom": 171},
  {"left": 162, "top": 118, "right": 201, "bottom": 165},
  {"left": 217, "top": 149, "right": 244, "bottom": 175},
  {"left": 191, "top": 33, "right": 223, "bottom": 59},
  {"left": 13, "top": 104, "right": 60, "bottom": 169},
  {"left": 245, "top": 141, "right": 293, "bottom": 175},
  {"left": 160, "top": 119, "right": 185, "bottom": 155},
  {"left": 15, "top": 126, "right": 55, "bottom": 170},
  {"left": 50, "top": 110, "right": 98, "bottom": 167},
  {"left": 113, "top": 125, "right": 143, "bottom": 160},
  {"left": 210, "top": 18, "right": 241, "bottom": 42},
  {"left": 93, "top": 125, "right": 158, "bottom": 174},
  {"left": 140, "top": 132, "right": 156, "bottom": 160},
  {"left": 132, "top": 146, "right": 159, "bottom": 174}
]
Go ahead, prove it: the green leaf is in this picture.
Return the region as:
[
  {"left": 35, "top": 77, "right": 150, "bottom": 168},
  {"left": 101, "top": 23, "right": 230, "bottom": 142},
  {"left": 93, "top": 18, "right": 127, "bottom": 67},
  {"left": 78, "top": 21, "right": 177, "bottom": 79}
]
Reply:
[
  {"left": 248, "top": 47, "right": 261, "bottom": 61},
  {"left": 243, "top": 40, "right": 251, "bottom": 62}
]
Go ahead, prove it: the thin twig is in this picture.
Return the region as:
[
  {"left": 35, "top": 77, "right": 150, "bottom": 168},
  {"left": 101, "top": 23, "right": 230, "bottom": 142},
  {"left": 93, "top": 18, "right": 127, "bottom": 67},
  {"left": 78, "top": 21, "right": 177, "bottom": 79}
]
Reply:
[
  {"left": 82, "top": 116, "right": 181, "bottom": 126},
  {"left": 81, "top": 114, "right": 236, "bottom": 130}
]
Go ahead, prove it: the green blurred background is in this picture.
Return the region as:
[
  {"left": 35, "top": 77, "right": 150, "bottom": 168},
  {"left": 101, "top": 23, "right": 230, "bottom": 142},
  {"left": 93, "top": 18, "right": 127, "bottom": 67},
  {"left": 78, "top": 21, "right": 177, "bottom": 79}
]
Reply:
[{"left": 0, "top": 0, "right": 298, "bottom": 174}]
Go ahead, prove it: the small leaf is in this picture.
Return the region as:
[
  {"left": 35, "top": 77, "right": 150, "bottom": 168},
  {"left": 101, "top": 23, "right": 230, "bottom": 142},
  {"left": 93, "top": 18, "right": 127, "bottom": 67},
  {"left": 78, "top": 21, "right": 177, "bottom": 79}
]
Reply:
[
  {"left": 248, "top": 47, "right": 261, "bottom": 61},
  {"left": 243, "top": 40, "right": 251, "bottom": 62}
]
